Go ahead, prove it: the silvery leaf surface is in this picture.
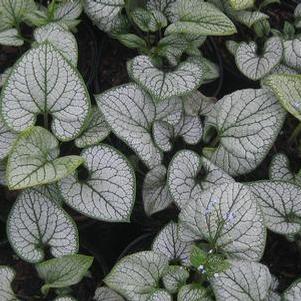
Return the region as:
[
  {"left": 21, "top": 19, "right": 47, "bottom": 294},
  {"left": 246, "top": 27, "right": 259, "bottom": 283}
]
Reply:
[
  {"left": 94, "top": 287, "right": 124, "bottom": 301},
  {"left": 0, "top": 29, "right": 23, "bottom": 46},
  {"left": 0, "top": 266, "right": 18, "bottom": 301},
  {"left": 283, "top": 279, "right": 301, "bottom": 301}
]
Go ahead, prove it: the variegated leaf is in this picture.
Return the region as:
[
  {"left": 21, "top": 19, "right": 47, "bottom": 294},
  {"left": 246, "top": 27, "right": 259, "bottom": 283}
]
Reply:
[
  {"left": 283, "top": 39, "right": 301, "bottom": 71},
  {"left": 34, "top": 23, "right": 78, "bottom": 66},
  {"left": 283, "top": 279, "right": 301, "bottom": 301},
  {"left": 54, "top": 297, "right": 77, "bottom": 301},
  {"left": 34, "top": 183, "right": 64, "bottom": 206},
  {"left": 127, "top": 55, "right": 203, "bottom": 101},
  {"left": 153, "top": 121, "right": 173, "bottom": 152},
  {"left": 0, "top": 29, "right": 23, "bottom": 46},
  {"left": 96, "top": 84, "right": 162, "bottom": 169},
  {"left": 271, "top": 63, "right": 298, "bottom": 75},
  {"left": 204, "top": 89, "right": 285, "bottom": 176},
  {"left": 0, "top": 266, "right": 18, "bottom": 301},
  {"left": 143, "top": 165, "right": 173, "bottom": 215},
  {"left": 0, "top": 67, "right": 11, "bottom": 88},
  {"left": 165, "top": 0, "right": 236, "bottom": 36},
  {"left": 7, "top": 189, "right": 78, "bottom": 263},
  {"left": 104, "top": 251, "right": 169, "bottom": 301},
  {"left": 60, "top": 144, "right": 135, "bottom": 222},
  {"left": 7, "top": 127, "right": 83, "bottom": 190},
  {"left": 94, "top": 287, "right": 124, "bottom": 301},
  {"left": 178, "top": 284, "right": 210, "bottom": 301},
  {"left": 83, "top": 0, "right": 125, "bottom": 32},
  {"left": 235, "top": 11, "right": 269, "bottom": 28},
  {"left": 167, "top": 150, "right": 234, "bottom": 209},
  {"left": 162, "top": 265, "right": 189, "bottom": 294},
  {"left": 211, "top": 260, "right": 271, "bottom": 301},
  {"left": 235, "top": 37, "right": 283, "bottom": 80},
  {"left": 36, "top": 254, "right": 93, "bottom": 294},
  {"left": 152, "top": 222, "right": 193, "bottom": 266},
  {"left": 228, "top": 0, "right": 254, "bottom": 10},
  {"left": 249, "top": 181, "right": 301, "bottom": 235},
  {"left": 179, "top": 183, "right": 266, "bottom": 261},
  {"left": 0, "top": 117, "right": 18, "bottom": 160},
  {"left": 264, "top": 74, "right": 301, "bottom": 121},
  {"left": 147, "top": 290, "right": 171, "bottom": 301},
  {"left": 75, "top": 106, "right": 110, "bottom": 148},
  {"left": 0, "top": 43, "right": 90, "bottom": 141},
  {"left": 146, "top": 0, "right": 176, "bottom": 18}
]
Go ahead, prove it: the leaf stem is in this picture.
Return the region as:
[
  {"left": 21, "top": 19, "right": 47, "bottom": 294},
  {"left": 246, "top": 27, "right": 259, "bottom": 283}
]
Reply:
[
  {"left": 44, "top": 113, "right": 48, "bottom": 129},
  {"left": 289, "top": 122, "right": 301, "bottom": 144}
]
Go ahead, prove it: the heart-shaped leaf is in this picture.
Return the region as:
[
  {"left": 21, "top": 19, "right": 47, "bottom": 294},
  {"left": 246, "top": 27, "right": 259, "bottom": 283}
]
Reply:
[
  {"left": 0, "top": 117, "right": 18, "bottom": 160},
  {"left": 235, "top": 37, "right": 283, "bottom": 80},
  {"left": 75, "top": 106, "right": 110, "bottom": 148},
  {"left": 147, "top": 290, "right": 172, "bottom": 301},
  {"left": 104, "top": 251, "right": 169, "bottom": 301},
  {"left": 165, "top": 0, "right": 236, "bottom": 36},
  {"left": 249, "top": 181, "right": 301, "bottom": 235},
  {"left": 0, "top": 29, "right": 23, "bottom": 46},
  {"left": 167, "top": 150, "right": 234, "bottom": 209},
  {"left": 94, "top": 287, "right": 124, "bottom": 301},
  {"left": 0, "top": 42, "right": 90, "bottom": 141},
  {"left": 179, "top": 183, "right": 266, "bottom": 261},
  {"left": 162, "top": 266, "right": 189, "bottom": 294},
  {"left": 211, "top": 260, "right": 272, "bottom": 301},
  {"left": 152, "top": 222, "right": 193, "bottom": 266},
  {"left": 228, "top": 0, "right": 254, "bottom": 10},
  {"left": 36, "top": 254, "right": 93, "bottom": 294},
  {"left": 283, "top": 39, "right": 301, "bottom": 71},
  {"left": 204, "top": 88, "right": 285, "bottom": 176},
  {"left": 178, "top": 284, "right": 210, "bottom": 301},
  {"left": 7, "top": 189, "right": 79, "bottom": 263},
  {"left": 0, "top": 266, "right": 18, "bottom": 301},
  {"left": 283, "top": 279, "right": 301, "bottom": 301},
  {"left": 84, "top": 0, "right": 125, "bottom": 32},
  {"left": 127, "top": 55, "right": 203, "bottom": 101},
  {"left": 264, "top": 74, "right": 301, "bottom": 121},
  {"left": 7, "top": 127, "right": 83, "bottom": 190},
  {"left": 153, "top": 121, "right": 174, "bottom": 152},
  {"left": 60, "top": 144, "right": 135, "bottom": 222},
  {"left": 143, "top": 165, "right": 173, "bottom": 216},
  {"left": 34, "top": 23, "right": 78, "bottom": 66},
  {"left": 96, "top": 84, "right": 162, "bottom": 169}
]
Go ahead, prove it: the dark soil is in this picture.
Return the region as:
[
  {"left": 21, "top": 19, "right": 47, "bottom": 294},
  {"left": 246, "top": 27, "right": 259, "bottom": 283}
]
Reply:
[{"left": 1, "top": 2, "right": 301, "bottom": 300}]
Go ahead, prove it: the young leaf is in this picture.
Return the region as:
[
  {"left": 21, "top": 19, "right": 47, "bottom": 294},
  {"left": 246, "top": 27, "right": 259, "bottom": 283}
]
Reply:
[
  {"left": 167, "top": 150, "right": 234, "bottom": 209},
  {"left": 162, "top": 265, "right": 189, "bottom": 294},
  {"left": 283, "top": 279, "right": 301, "bottom": 301},
  {"left": 7, "top": 189, "right": 79, "bottom": 263},
  {"left": 235, "top": 37, "right": 283, "bottom": 80},
  {"left": 94, "top": 287, "right": 124, "bottom": 301},
  {"left": 0, "top": 266, "right": 18, "bottom": 301},
  {"left": 0, "top": 117, "right": 18, "bottom": 160},
  {"left": 36, "top": 254, "right": 93, "bottom": 294},
  {"left": 146, "top": 0, "right": 176, "bottom": 18},
  {"left": 127, "top": 55, "right": 203, "bottom": 101},
  {"left": 228, "top": 0, "right": 254, "bottom": 10},
  {"left": 0, "top": 29, "right": 23, "bottom": 46},
  {"left": 211, "top": 260, "right": 272, "bottom": 301},
  {"left": 147, "top": 290, "right": 172, "bottom": 301},
  {"left": 96, "top": 84, "right": 162, "bottom": 169},
  {"left": 283, "top": 39, "right": 301, "bottom": 71},
  {"left": 34, "top": 23, "right": 78, "bottom": 66},
  {"left": 264, "top": 74, "right": 301, "bottom": 121},
  {"left": 143, "top": 165, "right": 173, "bottom": 215},
  {"left": 165, "top": 0, "right": 236, "bottom": 36},
  {"left": 179, "top": 183, "right": 266, "bottom": 261},
  {"left": 115, "top": 33, "right": 147, "bottom": 50},
  {"left": 152, "top": 222, "right": 193, "bottom": 266},
  {"left": 178, "top": 284, "right": 210, "bottom": 301},
  {"left": 75, "top": 107, "right": 110, "bottom": 149},
  {"left": 7, "top": 127, "right": 83, "bottom": 190},
  {"left": 104, "top": 251, "right": 169, "bottom": 301},
  {"left": 60, "top": 144, "right": 135, "bottom": 222},
  {"left": 83, "top": 0, "right": 125, "bottom": 32},
  {"left": 249, "top": 181, "right": 301, "bottom": 235},
  {"left": 0, "top": 43, "right": 90, "bottom": 141},
  {"left": 204, "top": 89, "right": 285, "bottom": 176}
]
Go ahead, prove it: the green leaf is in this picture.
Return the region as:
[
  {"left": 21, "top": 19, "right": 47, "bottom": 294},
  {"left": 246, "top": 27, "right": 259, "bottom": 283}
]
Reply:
[
  {"left": 146, "top": 0, "right": 176, "bottom": 19},
  {"left": 75, "top": 106, "right": 110, "bottom": 149},
  {"left": 7, "top": 189, "right": 79, "bottom": 263},
  {"left": 7, "top": 127, "right": 83, "bottom": 190},
  {"left": 105, "top": 251, "right": 169, "bottom": 301},
  {"left": 131, "top": 8, "right": 152, "bottom": 31},
  {"left": 0, "top": 29, "right": 23, "bottom": 46},
  {"left": 249, "top": 181, "right": 301, "bottom": 235},
  {"left": 228, "top": 0, "right": 254, "bottom": 10},
  {"left": 96, "top": 84, "right": 162, "bottom": 169},
  {"left": 162, "top": 265, "right": 189, "bottom": 294},
  {"left": 235, "top": 37, "right": 283, "bottom": 80},
  {"left": 0, "top": 43, "right": 90, "bottom": 141},
  {"left": 36, "top": 254, "right": 93, "bottom": 294},
  {"left": 60, "top": 144, "right": 135, "bottom": 222},
  {"left": 0, "top": 266, "right": 18, "bottom": 301},
  {"left": 264, "top": 74, "right": 301, "bottom": 121},
  {"left": 94, "top": 287, "right": 124, "bottom": 301},
  {"left": 179, "top": 183, "right": 266, "bottom": 261},
  {"left": 165, "top": 0, "right": 236, "bottom": 36},
  {"left": 204, "top": 88, "right": 285, "bottom": 176},
  {"left": 34, "top": 23, "right": 78, "bottom": 66},
  {"left": 283, "top": 279, "right": 301, "bottom": 301},
  {"left": 115, "top": 33, "right": 147, "bottom": 49},
  {"left": 211, "top": 260, "right": 272, "bottom": 301},
  {"left": 127, "top": 55, "right": 203, "bottom": 101},
  {"left": 178, "top": 284, "right": 210, "bottom": 301}
]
